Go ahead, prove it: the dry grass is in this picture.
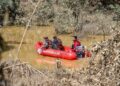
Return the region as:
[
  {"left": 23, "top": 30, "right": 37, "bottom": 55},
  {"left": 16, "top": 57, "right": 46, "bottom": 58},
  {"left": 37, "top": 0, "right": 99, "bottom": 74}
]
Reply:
[{"left": 0, "top": 26, "right": 109, "bottom": 69}]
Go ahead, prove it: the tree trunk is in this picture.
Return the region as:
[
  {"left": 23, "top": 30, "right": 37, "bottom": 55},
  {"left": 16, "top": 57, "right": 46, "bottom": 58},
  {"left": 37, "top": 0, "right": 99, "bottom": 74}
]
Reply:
[{"left": 3, "top": 10, "right": 9, "bottom": 26}]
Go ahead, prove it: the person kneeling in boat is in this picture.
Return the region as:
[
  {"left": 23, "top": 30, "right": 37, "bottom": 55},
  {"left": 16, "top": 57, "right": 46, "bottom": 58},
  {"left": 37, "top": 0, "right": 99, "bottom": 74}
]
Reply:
[
  {"left": 75, "top": 45, "right": 85, "bottom": 58},
  {"left": 52, "top": 36, "right": 64, "bottom": 50},
  {"left": 43, "top": 37, "right": 52, "bottom": 49},
  {"left": 71, "top": 36, "right": 81, "bottom": 51}
]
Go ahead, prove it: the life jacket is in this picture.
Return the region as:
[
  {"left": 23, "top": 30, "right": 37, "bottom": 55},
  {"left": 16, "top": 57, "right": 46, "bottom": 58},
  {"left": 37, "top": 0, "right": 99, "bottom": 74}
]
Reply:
[
  {"left": 48, "top": 40, "right": 52, "bottom": 48},
  {"left": 75, "top": 45, "right": 84, "bottom": 52},
  {"left": 58, "top": 38, "right": 64, "bottom": 49},
  {"left": 73, "top": 40, "right": 81, "bottom": 50},
  {"left": 58, "top": 43, "right": 64, "bottom": 50},
  {"left": 44, "top": 39, "right": 52, "bottom": 48},
  {"left": 52, "top": 39, "right": 59, "bottom": 46}
]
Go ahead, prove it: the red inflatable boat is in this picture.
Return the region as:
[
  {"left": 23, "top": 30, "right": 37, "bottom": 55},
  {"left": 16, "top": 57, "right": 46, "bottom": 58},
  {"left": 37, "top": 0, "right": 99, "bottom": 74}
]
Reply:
[{"left": 35, "top": 42, "right": 91, "bottom": 60}]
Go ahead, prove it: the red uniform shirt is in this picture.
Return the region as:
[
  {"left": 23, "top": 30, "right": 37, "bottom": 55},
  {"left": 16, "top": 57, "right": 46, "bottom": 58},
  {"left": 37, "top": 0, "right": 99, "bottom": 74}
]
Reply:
[{"left": 73, "top": 40, "right": 81, "bottom": 50}]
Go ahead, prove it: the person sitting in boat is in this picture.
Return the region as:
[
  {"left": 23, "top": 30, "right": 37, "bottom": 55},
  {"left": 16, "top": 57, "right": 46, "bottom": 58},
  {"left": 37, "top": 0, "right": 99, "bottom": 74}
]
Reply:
[
  {"left": 43, "top": 37, "right": 52, "bottom": 49},
  {"left": 52, "top": 36, "right": 64, "bottom": 50},
  {"left": 52, "top": 36, "right": 59, "bottom": 49},
  {"left": 71, "top": 36, "right": 81, "bottom": 51},
  {"left": 75, "top": 45, "right": 85, "bottom": 58},
  {"left": 58, "top": 40, "right": 64, "bottom": 51}
]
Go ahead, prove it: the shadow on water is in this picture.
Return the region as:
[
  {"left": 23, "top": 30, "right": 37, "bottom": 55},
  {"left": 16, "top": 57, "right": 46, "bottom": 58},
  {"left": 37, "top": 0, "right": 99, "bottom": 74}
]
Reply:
[
  {"left": 36, "top": 56, "right": 89, "bottom": 69},
  {"left": 5, "top": 41, "right": 28, "bottom": 44},
  {"left": 1, "top": 45, "right": 14, "bottom": 52},
  {"left": 0, "top": 43, "right": 14, "bottom": 53},
  {"left": 0, "top": 35, "right": 15, "bottom": 53}
]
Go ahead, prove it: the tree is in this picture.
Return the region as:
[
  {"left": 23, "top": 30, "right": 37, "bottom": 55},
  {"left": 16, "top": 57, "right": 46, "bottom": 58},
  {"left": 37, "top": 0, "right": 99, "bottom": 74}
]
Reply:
[
  {"left": 0, "top": 0, "right": 20, "bottom": 25},
  {"left": 53, "top": 0, "right": 87, "bottom": 34}
]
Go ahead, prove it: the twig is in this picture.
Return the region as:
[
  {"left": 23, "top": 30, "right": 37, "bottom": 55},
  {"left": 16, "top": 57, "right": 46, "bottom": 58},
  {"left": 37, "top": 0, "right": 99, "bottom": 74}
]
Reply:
[
  {"left": 28, "top": 65, "right": 49, "bottom": 79},
  {"left": 16, "top": 0, "right": 42, "bottom": 59},
  {"left": 3, "top": 62, "right": 28, "bottom": 70}
]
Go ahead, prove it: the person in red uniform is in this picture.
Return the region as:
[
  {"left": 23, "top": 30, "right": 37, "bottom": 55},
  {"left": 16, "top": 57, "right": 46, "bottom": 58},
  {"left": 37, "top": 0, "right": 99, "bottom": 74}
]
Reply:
[{"left": 71, "top": 36, "right": 81, "bottom": 51}]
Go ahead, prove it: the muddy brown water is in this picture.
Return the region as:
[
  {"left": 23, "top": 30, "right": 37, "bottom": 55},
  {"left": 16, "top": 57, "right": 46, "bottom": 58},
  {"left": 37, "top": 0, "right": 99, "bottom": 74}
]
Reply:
[{"left": 0, "top": 26, "right": 108, "bottom": 69}]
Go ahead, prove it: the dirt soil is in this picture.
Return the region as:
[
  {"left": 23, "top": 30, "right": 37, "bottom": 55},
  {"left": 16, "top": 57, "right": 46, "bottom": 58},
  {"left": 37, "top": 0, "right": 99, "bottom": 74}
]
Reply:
[{"left": 0, "top": 26, "right": 109, "bottom": 69}]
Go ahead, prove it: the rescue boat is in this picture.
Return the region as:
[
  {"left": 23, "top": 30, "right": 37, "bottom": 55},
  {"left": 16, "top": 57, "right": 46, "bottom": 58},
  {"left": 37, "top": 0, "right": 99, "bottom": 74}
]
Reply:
[{"left": 35, "top": 42, "right": 91, "bottom": 60}]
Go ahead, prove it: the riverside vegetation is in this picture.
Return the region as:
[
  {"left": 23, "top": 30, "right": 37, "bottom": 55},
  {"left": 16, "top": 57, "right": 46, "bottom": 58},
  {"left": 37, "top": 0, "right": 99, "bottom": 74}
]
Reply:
[{"left": 0, "top": 0, "right": 120, "bottom": 86}]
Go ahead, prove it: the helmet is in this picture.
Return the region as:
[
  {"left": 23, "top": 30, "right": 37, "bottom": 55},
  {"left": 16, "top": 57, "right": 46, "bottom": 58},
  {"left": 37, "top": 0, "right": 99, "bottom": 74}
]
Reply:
[
  {"left": 44, "top": 37, "right": 48, "bottom": 39},
  {"left": 53, "top": 36, "right": 57, "bottom": 39},
  {"left": 72, "top": 36, "right": 77, "bottom": 39}
]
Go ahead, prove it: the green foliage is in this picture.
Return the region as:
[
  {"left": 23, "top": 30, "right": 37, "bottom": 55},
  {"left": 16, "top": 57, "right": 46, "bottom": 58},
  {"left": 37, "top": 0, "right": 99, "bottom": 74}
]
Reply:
[
  {"left": 36, "top": 0, "right": 54, "bottom": 25},
  {"left": 115, "top": 5, "right": 120, "bottom": 15},
  {"left": 0, "top": 0, "right": 20, "bottom": 26},
  {"left": 53, "top": 0, "right": 88, "bottom": 34},
  {"left": 0, "top": 0, "right": 13, "bottom": 8},
  {"left": 0, "top": 0, "right": 20, "bottom": 10}
]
